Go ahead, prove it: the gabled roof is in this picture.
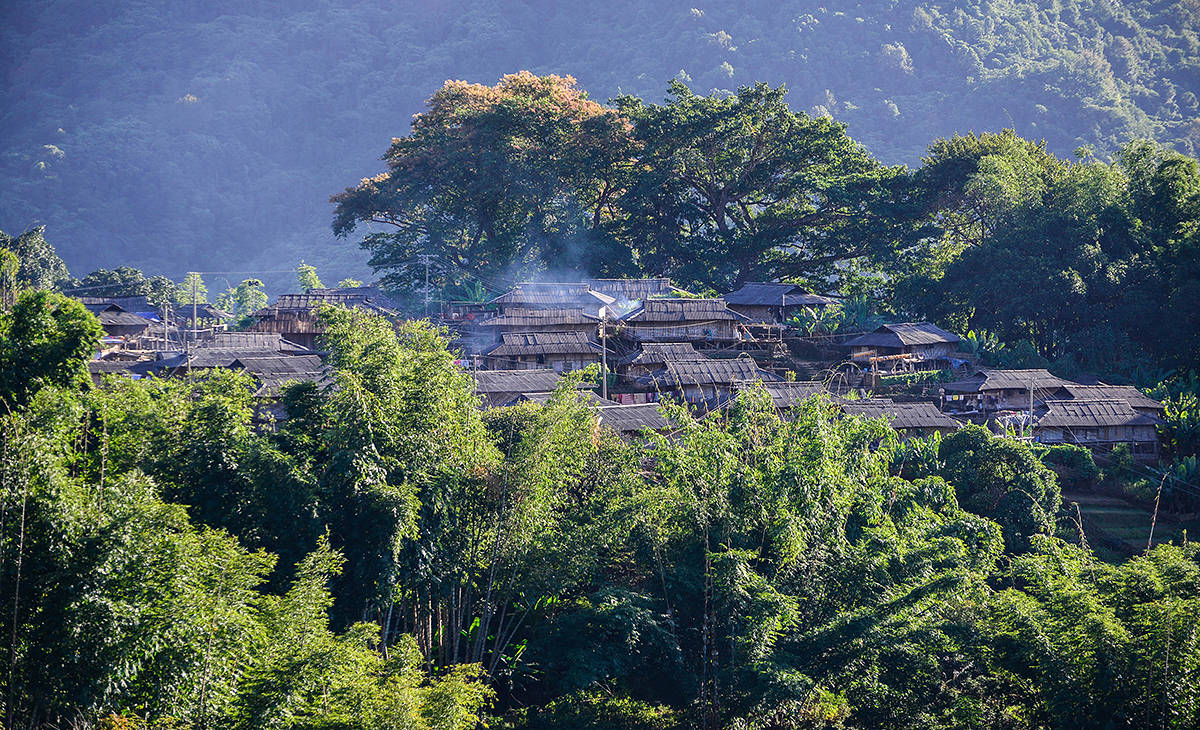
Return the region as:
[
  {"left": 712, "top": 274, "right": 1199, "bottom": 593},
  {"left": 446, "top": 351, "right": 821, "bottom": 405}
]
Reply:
[
  {"left": 597, "top": 403, "right": 672, "bottom": 433},
  {"left": 1062, "top": 384, "right": 1163, "bottom": 412},
  {"left": 475, "top": 308, "right": 600, "bottom": 327},
  {"left": 77, "top": 295, "right": 155, "bottom": 312},
  {"left": 473, "top": 368, "right": 569, "bottom": 394},
  {"left": 485, "top": 331, "right": 602, "bottom": 357},
  {"left": 256, "top": 291, "right": 397, "bottom": 317},
  {"left": 184, "top": 348, "right": 284, "bottom": 368},
  {"left": 723, "top": 282, "right": 833, "bottom": 308},
  {"left": 305, "top": 286, "right": 398, "bottom": 309},
  {"left": 843, "top": 322, "right": 961, "bottom": 348},
  {"left": 207, "top": 332, "right": 313, "bottom": 353},
  {"left": 233, "top": 354, "right": 326, "bottom": 376},
  {"left": 943, "top": 368, "right": 1075, "bottom": 393},
  {"left": 1037, "top": 399, "right": 1160, "bottom": 429},
  {"left": 620, "top": 298, "right": 748, "bottom": 323},
  {"left": 97, "top": 310, "right": 155, "bottom": 328},
  {"left": 489, "top": 283, "right": 616, "bottom": 308},
  {"left": 643, "top": 356, "right": 781, "bottom": 388},
  {"left": 840, "top": 399, "right": 962, "bottom": 430},
  {"left": 585, "top": 278, "right": 687, "bottom": 300},
  {"left": 619, "top": 342, "right": 701, "bottom": 366},
  {"left": 752, "top": 381, "right": 829, "bottom": 408}
]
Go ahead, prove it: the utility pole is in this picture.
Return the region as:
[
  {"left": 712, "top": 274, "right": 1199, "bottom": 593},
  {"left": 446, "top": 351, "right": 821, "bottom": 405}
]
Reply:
[
  {"left": 1028, "top": 375, "right": 1036, "bottom": 439},
  {"left": 191, "top": 272, "right": 198, "bottom": 347},
  {"left": 600, "top": 313, "right": 608, "bottom": 401}
]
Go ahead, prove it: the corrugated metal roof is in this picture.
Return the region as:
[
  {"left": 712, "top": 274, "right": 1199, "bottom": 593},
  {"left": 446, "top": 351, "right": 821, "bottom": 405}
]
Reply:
[
  {"left": 1037, "top": 399, "right": 1160, "bottom": 428},
  {"left": 723, "top": 282, "right": 833, "bottom": 307},
  {"left": 597, "top": 403, "right": 672, "bottom": 432},
  {"left": 843, "top": 322, "right": 961, "bottom": 348},
  {"left": 621, "top": 298, "right": 748, "bottom": 323},
  {"left": 486, "top": 331, "right": 602, "bottom": 357},
  {"left": 841, "top": 399, "right": 962, "bottom": 430}
]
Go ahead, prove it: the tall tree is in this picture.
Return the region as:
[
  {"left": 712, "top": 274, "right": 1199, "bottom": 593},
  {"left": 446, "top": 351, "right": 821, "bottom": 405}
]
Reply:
[
  {"left": 332, "top": 72, "right": 635, "bottom": 293},
  {"left": 0, "top": 227, "right": 69, "bottom": 291},
  {"left": 612, "top": 81, "right": 925, "bottom": 290},
  {"left": 0, "top": 290, "right": 102, "bottom": 408}
]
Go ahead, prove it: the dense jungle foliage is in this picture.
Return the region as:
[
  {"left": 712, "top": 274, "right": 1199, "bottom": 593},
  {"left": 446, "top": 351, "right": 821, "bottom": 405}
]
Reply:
[
  {"left": 1, "top": 299, "right": 1199, "bottom": 729},
  {"left": 2, "top": 0, "right": 1199, "bottom": 281}
]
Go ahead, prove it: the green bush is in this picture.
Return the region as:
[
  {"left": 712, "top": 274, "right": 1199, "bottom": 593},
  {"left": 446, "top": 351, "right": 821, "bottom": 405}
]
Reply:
[{"left": 1040, "top": 444, "right": 1099, "bottom": 491}]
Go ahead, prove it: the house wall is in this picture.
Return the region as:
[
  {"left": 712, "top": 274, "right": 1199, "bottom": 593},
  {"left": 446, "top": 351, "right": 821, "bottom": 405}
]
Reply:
[
  {"left": 486, "top": 353, "right": 599, "bottom": 373},
  {"left": 626, "top": 321, "right": 740, "bottom": 344}
]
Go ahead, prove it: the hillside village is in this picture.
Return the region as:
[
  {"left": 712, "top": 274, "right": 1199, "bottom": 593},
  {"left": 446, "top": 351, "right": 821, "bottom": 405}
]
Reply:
[{"left": 80, "top": 277, "right": 1164, "bottom": 459}]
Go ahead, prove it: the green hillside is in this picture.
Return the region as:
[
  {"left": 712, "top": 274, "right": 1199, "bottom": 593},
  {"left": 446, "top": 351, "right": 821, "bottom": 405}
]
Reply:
[{"left": 1, "top": 0, "right": 1198, "bottom": 282}]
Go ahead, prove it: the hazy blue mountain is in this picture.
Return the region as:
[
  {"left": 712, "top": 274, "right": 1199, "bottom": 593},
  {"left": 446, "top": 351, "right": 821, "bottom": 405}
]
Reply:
[{"left": 2, "top": 0, "right": 1197, "bottom": 285}]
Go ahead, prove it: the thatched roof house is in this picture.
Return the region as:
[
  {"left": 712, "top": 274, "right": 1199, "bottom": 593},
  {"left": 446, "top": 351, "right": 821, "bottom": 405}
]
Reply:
[
  {"left": 483, "top": 331, "right": 602, "bottom": 372},
  {"left": 1036, "top": 399, "right": 1160, "bottom": 458},
  {"left": 619, "top": 298, "right": 748, "bottom": 345},
  {"left": 840, "top": 398, "right": 962, "bottom": 437},
  {"left": 723, "top": 282, "right": 833, "bottom": 323}
]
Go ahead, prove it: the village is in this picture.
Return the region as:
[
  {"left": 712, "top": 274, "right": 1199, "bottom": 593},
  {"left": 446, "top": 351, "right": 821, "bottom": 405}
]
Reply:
[{"left": 79, "top": 277, "right": 1164, "bottom": 459}]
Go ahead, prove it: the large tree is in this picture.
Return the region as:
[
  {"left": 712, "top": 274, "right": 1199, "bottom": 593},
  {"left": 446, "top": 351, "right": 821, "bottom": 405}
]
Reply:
[
  {"left": 332, "top": 72, "right": 635, "bottom": 294},
  {"left": 613, "top": 81, "right": 926, "bottom": 290},
  {"left": 0, "top": 226, "right": 70, "bottom": 291}
]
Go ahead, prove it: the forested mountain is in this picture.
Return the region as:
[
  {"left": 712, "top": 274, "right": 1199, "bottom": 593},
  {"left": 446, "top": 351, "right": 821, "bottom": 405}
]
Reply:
[{"left": 2, "top": 0, "right": 1198, "bottom": 282}]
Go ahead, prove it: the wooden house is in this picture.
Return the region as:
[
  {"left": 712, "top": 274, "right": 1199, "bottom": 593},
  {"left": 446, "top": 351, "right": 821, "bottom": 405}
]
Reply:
[
  {"left": 483, "top": 331, "right": 602, "bottom": 372},
  {"left": 617, "top": 342, "right": 702, "bottom": 378},
  {"left": 637, "top": 355, "right": 781, "bottom": 406},
  {"left": 470, "top": 308, "right": 600, "bottom": 346},
  {"left": 1036, "top": 399, "right": 1160, "bottom": 460},
  {"left": 585, "top": 278, "right": 689, "bottom": 305},
  {"left": 92, "top": 305, "right": 156, "bottom": 341},
  {"left": 618, "top": 298, "right": 748, "bottom": 345},
  {"left": 250, "top": 290, "right": 398, "bottom": 349},
  {"left": 942, "top": 369, "right": 1075, "bottom": 412},
  {"left": 843, "top": 322, "right": 961, "bottom": 372},
  {"left": 488, "top": 283, "right": 615, "bottom": 317},
  {"left": 723, "top": 282, "right": 833, "bottom": 324},
  {"left": 840, "top": 398, "right": 962, "bottom": 439}
]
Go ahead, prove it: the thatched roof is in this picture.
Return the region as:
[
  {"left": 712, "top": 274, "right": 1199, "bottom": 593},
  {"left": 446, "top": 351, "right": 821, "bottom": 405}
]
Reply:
[
  {"left": 207, "top": 332, "right": 313, "bottom": 353},
  {"left": 1062, "top": 384, "right": 1163, "bottom": 412},
  {"left": 473, "top": 368, "right": 569, "bottom": 394},
  {"left": 841, "top": 399, "right": 962, "bottom": 430},
  {"left": 597, "top": 403, "right": 672, "bottom": 433},
  {"left": 754, "top": 381, "right": 830, "bottom": 408},
  {"left": 621, "top": 298, "right": 748, "bottom": 323},
  {"left": 255, "top": 290, "right": 397, "bottom": 318},
  {"left": 486, "top": 331, "right": 602, "bottom": 357},
  {"left": 489, "top": 283, "right": 616, "bottom": 309},
  {"left": 943, "top": 369, "right": 1075, "bottom": 393},
  {"left": 476, "top": 308, "right": 600, "bottom": 327},
  {"left": 843, "top": 322, "right": 960, "bottom": 348},
  {"left": 619, "top": 342, "right": 701, "bottom": 366},
  {"left": 723, "top": 282, "right": 833, "bottom": 308},
  {"left": 97, "top": 310, "right": 155, "bottom": 328},
  {"left": 642, "top": 356, "right": 781, "bottom": 388},
  {"left": 1037, "top": 399, "right": 1160, "bottom": 429},
  {"left": 585, "top": 278, "right": 687, "bottom": 300}
]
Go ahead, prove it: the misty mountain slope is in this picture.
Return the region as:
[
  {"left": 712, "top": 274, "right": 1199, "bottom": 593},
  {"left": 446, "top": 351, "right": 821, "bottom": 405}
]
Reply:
[{"left": 1, "top": 0, "right": 1197, "bottom": 282}]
